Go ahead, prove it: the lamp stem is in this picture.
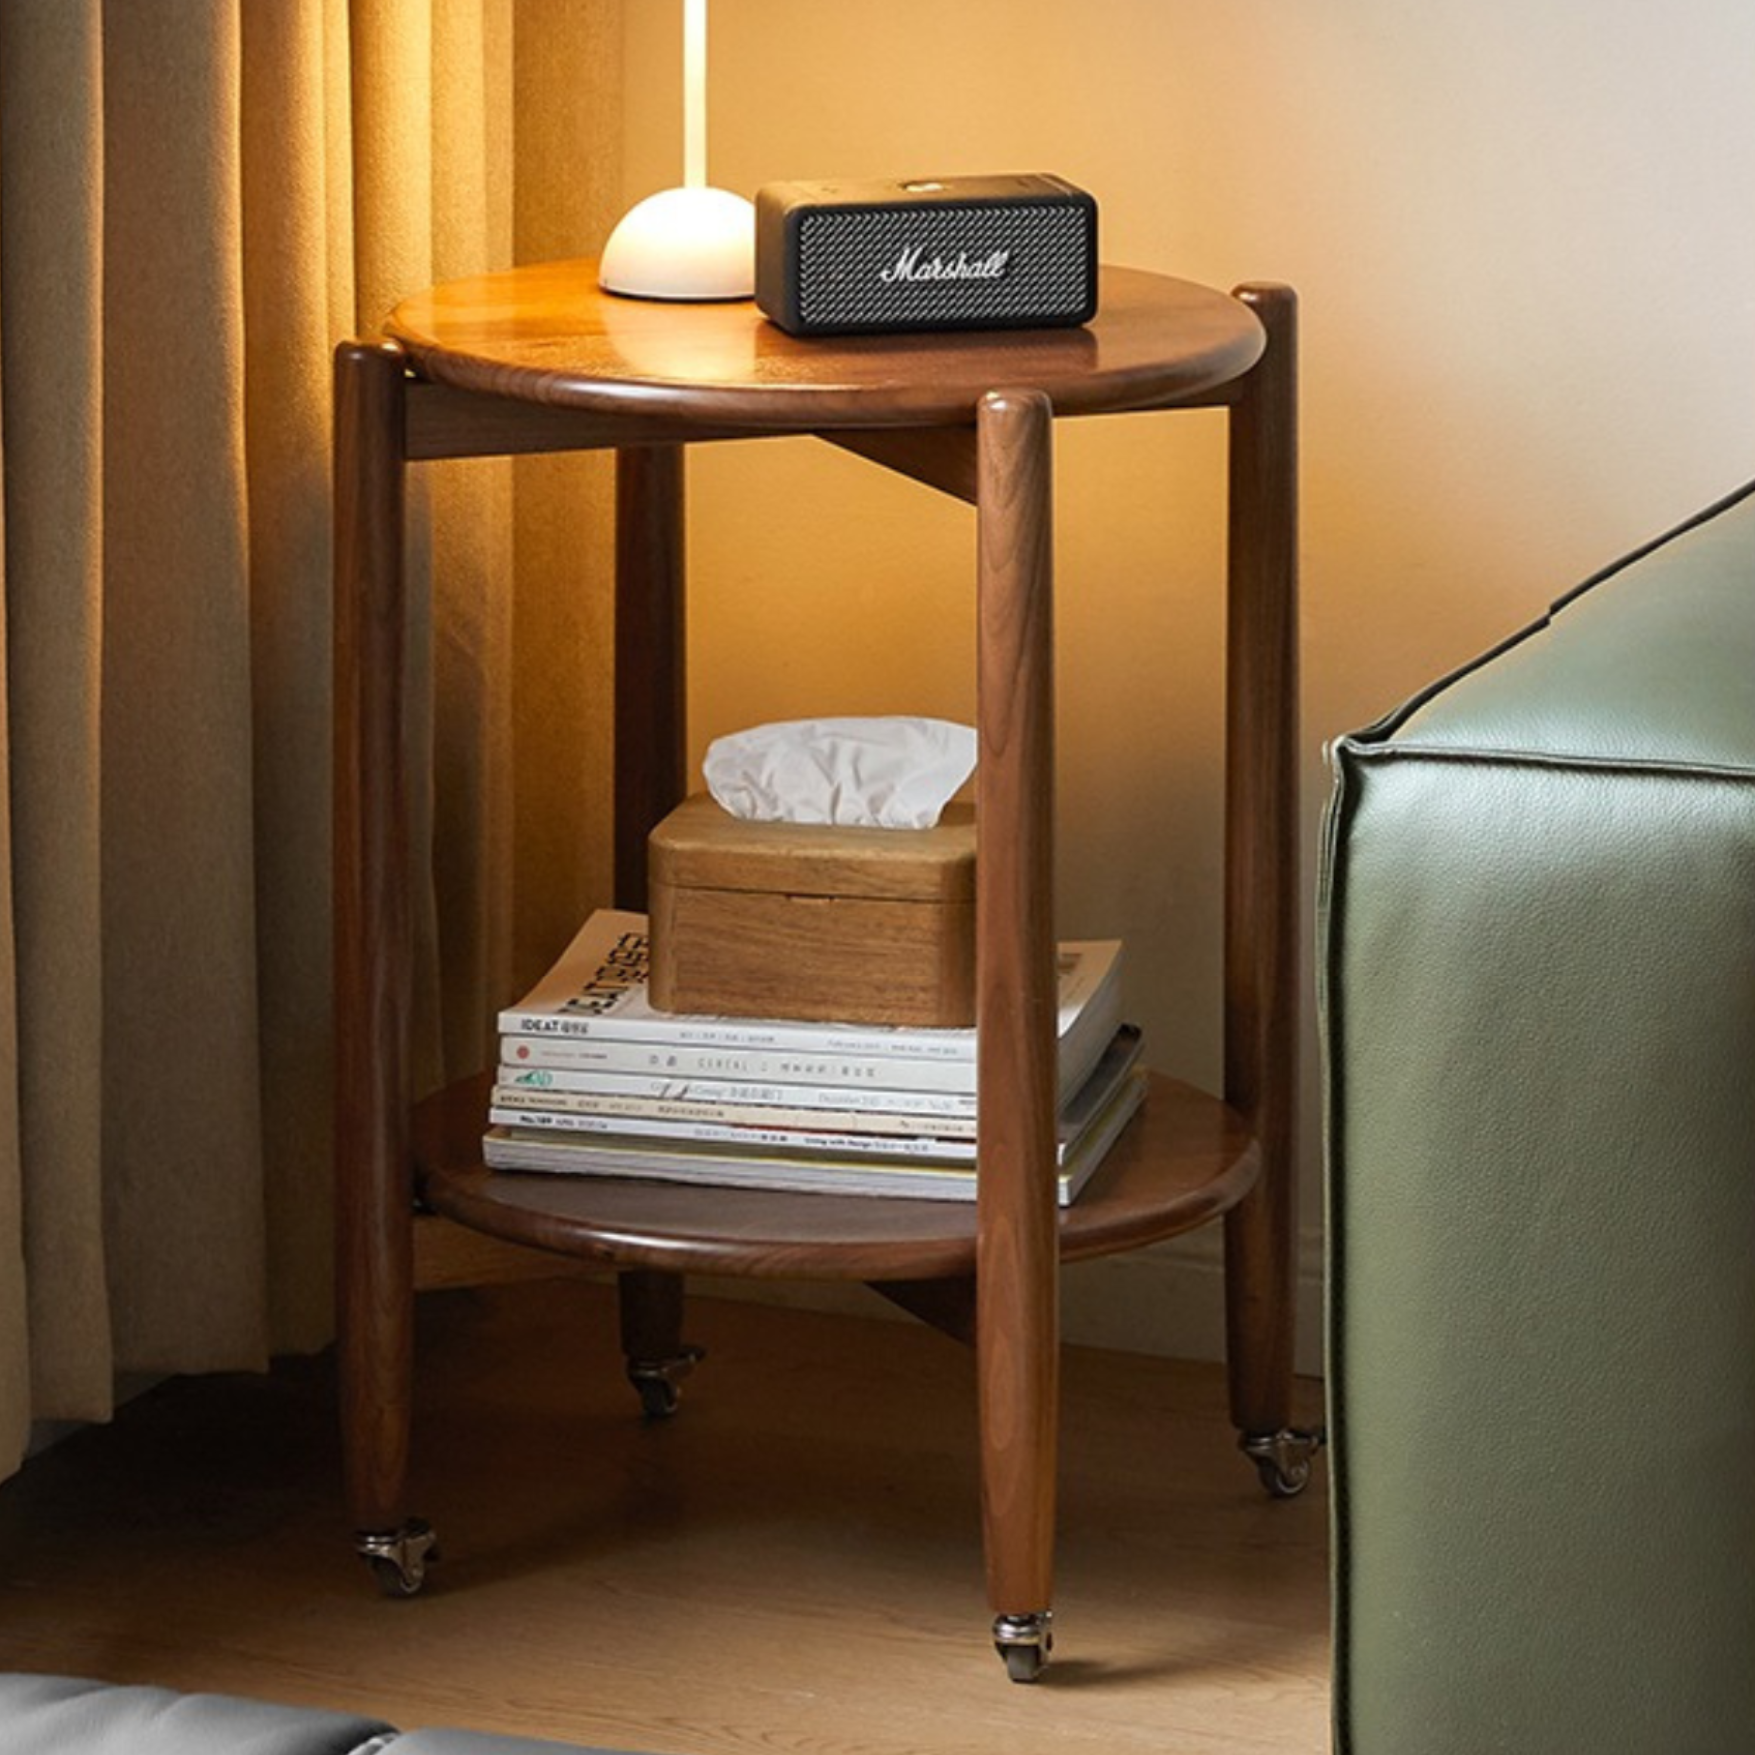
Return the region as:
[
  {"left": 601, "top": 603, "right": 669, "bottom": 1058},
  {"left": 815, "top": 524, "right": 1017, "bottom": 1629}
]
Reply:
[{"left": 683, "top": 0, "right": 707, "bottom": 190}]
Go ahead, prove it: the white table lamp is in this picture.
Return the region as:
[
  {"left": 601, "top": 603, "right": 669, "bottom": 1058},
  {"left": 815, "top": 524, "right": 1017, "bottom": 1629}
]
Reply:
[{"left": 600, "top": 0, "right": 755, "bottom": 301}]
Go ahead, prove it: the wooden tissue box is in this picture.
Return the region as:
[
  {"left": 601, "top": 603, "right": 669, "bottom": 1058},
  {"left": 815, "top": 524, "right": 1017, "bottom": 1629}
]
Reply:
[{"left": 647, "top": 793, "right": 975, "bottom": 1027}]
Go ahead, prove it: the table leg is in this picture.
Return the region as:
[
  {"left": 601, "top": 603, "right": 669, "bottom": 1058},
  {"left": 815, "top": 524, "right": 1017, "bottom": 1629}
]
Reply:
[
  {"left": 612, "top": 443, "right": 694, "bottom": 1419},
  {"left": 613, "top": 443, "right": 687, "bottom": 908},
  {"left": 975, "top": 388, "right": 1060, "bottom": 1680},
  {"left": 617, "top": 1267, "right": 706, "bottom": 1419},
  {"left": 1220, "top": 285, "right": 1322, "bottom": 1496},
  {"left": 333, "top": 341, "right": 434, "bottom": 1593}
]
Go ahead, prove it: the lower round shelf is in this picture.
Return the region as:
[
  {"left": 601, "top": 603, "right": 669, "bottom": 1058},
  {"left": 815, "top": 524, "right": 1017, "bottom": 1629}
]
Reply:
[
  {"left": 417, "top": 1060, "right": 1256, "bottom": 1284},
  {"left": 415, "top": 1071, "right": 1258, "bottom": 1284}
]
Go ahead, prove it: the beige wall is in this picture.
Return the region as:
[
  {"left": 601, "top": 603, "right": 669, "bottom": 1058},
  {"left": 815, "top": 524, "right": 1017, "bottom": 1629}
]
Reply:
[{"left": 617, "top": 1, "right": 1755, "bottom": 1364}]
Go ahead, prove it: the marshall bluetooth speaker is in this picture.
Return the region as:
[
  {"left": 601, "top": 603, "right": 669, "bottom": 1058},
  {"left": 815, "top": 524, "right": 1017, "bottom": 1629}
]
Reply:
[{"left": 754, "top": 174, "right": 1098, "bottom": 338}]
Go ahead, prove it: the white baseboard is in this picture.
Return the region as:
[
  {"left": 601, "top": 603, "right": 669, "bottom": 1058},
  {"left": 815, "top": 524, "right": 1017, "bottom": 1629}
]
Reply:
[
  {"left": 23, "top": 1243, "right": 1320, "bottom": 1465},
  {"left": 1063, "top": 1225, "right": 1326, "bottom": 1376},
  {"left": 694, "top": 1225, "right": 1326, "bottom": 1377}
]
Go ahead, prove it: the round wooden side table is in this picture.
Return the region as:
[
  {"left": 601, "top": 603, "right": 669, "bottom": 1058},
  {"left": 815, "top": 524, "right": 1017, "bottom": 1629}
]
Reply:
[{"left": 333, "top": 260, "right": 1317, "bottom": 1679}]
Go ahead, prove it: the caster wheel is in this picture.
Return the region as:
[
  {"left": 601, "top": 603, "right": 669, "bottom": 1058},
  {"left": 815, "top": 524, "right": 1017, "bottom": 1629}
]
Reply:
[
  {"left": 367, "top": 1554, "right": 424, "bottom": 1599},
  {"left": 992, "top": 1611, "right": 1053, "bottom": 1684},
  {"left": 1257, "top": 1457, "right": 1309, "bottom": 1499},
  {"left": 1242, "top": 1428, "right": 1325, "bottom": 1499},
  {"left": 634, "top": 1374, "right": 681, "bottom": 1420},
  {"left": 357, "top": 1517, "right": 438, "bottom": 1597},
  {"left": 626, "top": 1343, "right": 705, "bottom": 1420}
]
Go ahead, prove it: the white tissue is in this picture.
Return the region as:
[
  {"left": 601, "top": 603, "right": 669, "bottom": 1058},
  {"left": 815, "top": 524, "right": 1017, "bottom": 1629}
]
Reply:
[{"left": 703, "top": 716, "right": 977, "bottom": 830}]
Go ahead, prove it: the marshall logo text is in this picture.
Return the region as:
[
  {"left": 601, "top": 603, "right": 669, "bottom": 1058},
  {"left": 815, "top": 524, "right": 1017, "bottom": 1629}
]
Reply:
[{"left": 878, "top": 245, "right": 1013, "bottom": 286}]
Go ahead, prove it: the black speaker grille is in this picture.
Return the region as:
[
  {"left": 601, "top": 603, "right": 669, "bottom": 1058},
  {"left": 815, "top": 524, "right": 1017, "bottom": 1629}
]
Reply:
[{"left": 796, "top": 202, "right": 1091, "bottom": 332}]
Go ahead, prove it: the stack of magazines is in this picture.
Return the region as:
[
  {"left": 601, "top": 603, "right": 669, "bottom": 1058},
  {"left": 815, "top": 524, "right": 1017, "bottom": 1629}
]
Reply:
[{"left": 485, "top": 910, "right": 1145, "bottom": 1205}]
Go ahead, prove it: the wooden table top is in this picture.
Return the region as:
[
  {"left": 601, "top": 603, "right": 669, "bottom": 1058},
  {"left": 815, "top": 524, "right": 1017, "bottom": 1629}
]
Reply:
[{"left": 384, "top": 260, "right": 1265, "bottom": 431}]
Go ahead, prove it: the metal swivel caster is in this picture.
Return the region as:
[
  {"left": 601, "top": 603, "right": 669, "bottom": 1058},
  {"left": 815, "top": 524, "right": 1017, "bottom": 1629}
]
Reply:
[
  {"left": 356, "top": 1517, "right": 439, "bottom": 1598},
  {"left": 1241, "top": 1427, "right": 1326, "bottom": 1499},
  {"left": 992, "top": 1611, "right": 1053, "bottom": 1683},
  {"left": 626, "top": 1343, "right": 706, "bottom": 1419}
]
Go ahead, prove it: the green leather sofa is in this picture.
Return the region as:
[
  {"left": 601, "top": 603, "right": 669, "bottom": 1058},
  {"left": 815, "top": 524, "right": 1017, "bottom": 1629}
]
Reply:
[{"left": 1321, "top": 480, "right": 1755, "bottom": 1753}]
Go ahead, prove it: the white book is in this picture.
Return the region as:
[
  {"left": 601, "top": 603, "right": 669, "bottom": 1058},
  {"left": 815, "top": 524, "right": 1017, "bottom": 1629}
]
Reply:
[
  {"left": 488, "top": 1102, "right": 965, "bottom": 1160},
  {"left": 498, "top": 910, "right": 1122, "bottom": 1103},
  {"left": 492, "top": 1024, "right": 1142, "bottom": 1154},
  {"left": 483, "top": 1054, "right": 1147, "bottom": 1207},
  {"left": 498, "top": 1033, "right": 990, "bottom": 1096},
  {"left": 491, "top": 1085, "right": 979, "bottom": 1138},
  {"left": 496, "top": 1061, "right": 983, "bottom": 1118}
]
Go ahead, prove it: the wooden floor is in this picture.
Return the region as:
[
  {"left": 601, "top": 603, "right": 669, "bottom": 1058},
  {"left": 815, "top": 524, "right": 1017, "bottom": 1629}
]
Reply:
[{"left": 0, "top": 1278, "right": 1329, "bottom": 1754}]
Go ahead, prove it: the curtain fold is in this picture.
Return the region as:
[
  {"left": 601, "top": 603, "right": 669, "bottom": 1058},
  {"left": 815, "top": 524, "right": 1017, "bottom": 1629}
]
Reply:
[
  {"left": 0, "top": 0, "right": 623, "bottom": 1479},
  {"left": 240, "top": 0, "right": 355, "bottom": 1351},
  {"left": 0, "top": 0, "right": 111, "bottom": 1437},
  {"left": 102, "top": 0, "right": 268, "bottom": 1376}
]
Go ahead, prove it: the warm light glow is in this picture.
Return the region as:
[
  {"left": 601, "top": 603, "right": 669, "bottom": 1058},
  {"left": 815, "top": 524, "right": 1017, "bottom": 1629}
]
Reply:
[
  {"left": 684, "top": 0, "right": 707, "bottom": 190},
  {"left": 599, "top": 0, "right": 755, "bottom": 301}
]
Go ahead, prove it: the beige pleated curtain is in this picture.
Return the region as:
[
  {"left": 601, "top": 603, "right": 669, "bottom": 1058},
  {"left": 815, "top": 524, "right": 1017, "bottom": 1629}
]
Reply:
[{"left": 0, "top": 0, "right": 624, "bottom": 1480}]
